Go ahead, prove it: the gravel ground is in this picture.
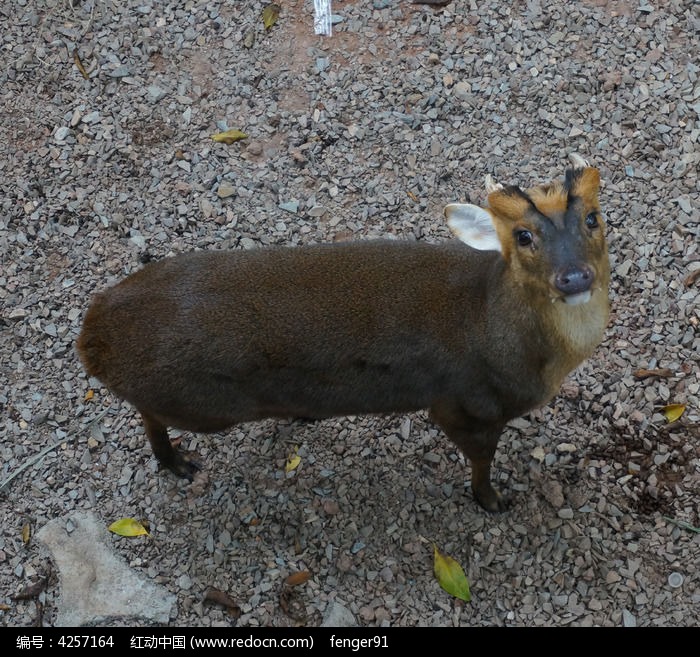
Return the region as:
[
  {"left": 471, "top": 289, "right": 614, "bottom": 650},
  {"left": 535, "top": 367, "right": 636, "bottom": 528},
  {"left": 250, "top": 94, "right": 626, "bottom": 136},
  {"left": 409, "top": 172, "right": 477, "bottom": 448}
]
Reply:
[{"left": 1, "top": 0, "right": 699, "bottom": 628}]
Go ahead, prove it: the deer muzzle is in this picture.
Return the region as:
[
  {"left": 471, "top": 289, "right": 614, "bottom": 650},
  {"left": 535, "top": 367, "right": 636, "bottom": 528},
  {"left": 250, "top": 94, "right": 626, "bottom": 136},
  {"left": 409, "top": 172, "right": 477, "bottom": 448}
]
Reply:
[{"left": 555, "top": 264, "right": 594, "bottom": 305}]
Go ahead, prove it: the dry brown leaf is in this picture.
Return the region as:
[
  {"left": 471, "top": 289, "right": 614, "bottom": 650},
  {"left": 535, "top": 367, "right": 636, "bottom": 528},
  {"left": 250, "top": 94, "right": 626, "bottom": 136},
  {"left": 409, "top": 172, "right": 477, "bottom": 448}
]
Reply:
[
  {"left": 203, "top": 587, "right": 241, "bottom": 618},
  {"left": 11, "top": 578, "right": 47, "bottom": 601},
  {"left": 279, "top": 586, "right": 307, "bottom": 622},
  {"left": 684, "top": 268, "right": 700, "bottom": 287},
  {"left": 21, "top": 523, "right": 30, "bottom": 545},
  {"left": 84, "top": 389, "right": 94, "bottom": 401},
  {"left": 284, "top": 570, "right": 311, "bottom": 587},
  {"left": 0, "top": 603, "right": 10, "bottom": 611},
  {"left": 633, "top": 368, "right": 674, "bottom": 379},
  {"left": 72, "top": 48, "right": 89, "bottom": 80}
]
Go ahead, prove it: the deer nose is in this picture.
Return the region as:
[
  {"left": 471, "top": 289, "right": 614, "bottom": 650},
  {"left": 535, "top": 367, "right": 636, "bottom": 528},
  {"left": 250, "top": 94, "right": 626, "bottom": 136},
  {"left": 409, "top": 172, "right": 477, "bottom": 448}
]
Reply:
[{"left": 555, "top": 264, "right": 594, "bottom": 296}]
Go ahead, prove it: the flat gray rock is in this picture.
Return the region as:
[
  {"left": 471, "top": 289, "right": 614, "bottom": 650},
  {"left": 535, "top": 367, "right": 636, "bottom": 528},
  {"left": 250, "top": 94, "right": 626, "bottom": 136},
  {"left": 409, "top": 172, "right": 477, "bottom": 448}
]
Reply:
[
  {"left": 36, "top": 512, "right": 175, "bottom": 626},
  {"left": 321, "top": 601, "right": 357, "bottom": 627}
]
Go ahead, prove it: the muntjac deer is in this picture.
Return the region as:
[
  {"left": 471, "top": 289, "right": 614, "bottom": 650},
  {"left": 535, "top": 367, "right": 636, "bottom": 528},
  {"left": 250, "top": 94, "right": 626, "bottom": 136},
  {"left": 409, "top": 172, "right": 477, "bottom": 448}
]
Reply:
[{"left": 77, "top": 154, "right": 609, "bottom": 511}]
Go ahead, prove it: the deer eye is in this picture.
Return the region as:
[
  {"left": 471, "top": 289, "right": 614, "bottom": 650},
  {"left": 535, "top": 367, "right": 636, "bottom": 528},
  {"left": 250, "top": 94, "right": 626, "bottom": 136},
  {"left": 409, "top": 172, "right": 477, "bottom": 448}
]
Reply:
[
  {"left": 515, "top": 229, "right": 533, "bottom": 247},
  {"left": 585, "top": 212, "right": 599, "bottom": 229}
]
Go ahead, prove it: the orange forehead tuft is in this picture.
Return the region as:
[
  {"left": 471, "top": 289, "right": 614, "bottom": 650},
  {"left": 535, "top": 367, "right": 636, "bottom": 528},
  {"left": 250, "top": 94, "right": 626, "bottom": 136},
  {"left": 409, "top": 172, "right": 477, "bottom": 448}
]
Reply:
[
  {"left": 486, "top": 188, "right": 531, "bottom": 219},
  {"left": 528, "top": 182, "right": 568, "bottom": 217},
  {"left": 570, "top": 167, "right": 601, "bottom": 205},
  {"left": 486, "top": 167, "right": 601, "bottom": 221}
]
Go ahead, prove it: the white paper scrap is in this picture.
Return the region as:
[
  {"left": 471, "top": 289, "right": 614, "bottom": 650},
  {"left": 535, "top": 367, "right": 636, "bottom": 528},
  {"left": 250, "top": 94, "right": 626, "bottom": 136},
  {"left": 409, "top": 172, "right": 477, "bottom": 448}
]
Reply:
[{"left": 314, "top": 0, "right": 332, "bottom": 36}]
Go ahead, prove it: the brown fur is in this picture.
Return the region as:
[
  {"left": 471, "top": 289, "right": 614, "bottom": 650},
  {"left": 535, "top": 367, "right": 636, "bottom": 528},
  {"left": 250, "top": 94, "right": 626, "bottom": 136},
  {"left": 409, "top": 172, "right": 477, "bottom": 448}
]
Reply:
[{"left": 77, "top": 163, "right": 609, "bottom": 512}]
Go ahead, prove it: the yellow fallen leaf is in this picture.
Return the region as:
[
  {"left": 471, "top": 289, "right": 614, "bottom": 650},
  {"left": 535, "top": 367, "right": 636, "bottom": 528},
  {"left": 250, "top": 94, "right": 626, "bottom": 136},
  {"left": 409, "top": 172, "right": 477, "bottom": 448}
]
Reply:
[
  {"left": 285, "top": 447, "right": 301, "bottom": 473},
  {"left": 433, "top": 544, "right": 471, "bottom": 602},
  {"left": 84, "top": 389, "right": 94, "bottom": 401},
  {"left": 262, "top": 4, "right": 280, "bottom": 30},
  {"left": 662, "top": 404, "right": 685, "bottom": 423},
  {"left": 108, "top": 518, "right": 150, "bottom": 537},
  {"left": 211, "top": 129, "right": 248, "bottom": 144},
  {"left": 22, "top": 523, "right": 31, "bottom": 545}
]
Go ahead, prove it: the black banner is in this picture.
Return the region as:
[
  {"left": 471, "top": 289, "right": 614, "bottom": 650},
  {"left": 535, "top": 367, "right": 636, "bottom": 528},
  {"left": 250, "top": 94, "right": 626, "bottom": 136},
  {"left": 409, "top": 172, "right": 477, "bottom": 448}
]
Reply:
[{"left": 5, "top": 627, "right": 405, "bottom": 653}]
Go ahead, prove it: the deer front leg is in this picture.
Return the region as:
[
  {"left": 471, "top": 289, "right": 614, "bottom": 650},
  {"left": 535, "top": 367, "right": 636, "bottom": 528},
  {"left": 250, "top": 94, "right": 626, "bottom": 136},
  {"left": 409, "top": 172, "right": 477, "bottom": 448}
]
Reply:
[{"left": 430, "top": 402, "right": 507, "bottom": 512}]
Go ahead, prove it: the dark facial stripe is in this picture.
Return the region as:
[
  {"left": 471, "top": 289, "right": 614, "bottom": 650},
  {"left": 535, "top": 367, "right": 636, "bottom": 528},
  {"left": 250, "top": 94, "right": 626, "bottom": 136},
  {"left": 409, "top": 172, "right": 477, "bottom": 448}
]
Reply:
[
  {"left": 503, "top": 185, "right": 541, "bottom": 213},
  {"left": 564, "top": 167, "right": 584, "bottom": 192},
  {"left": 564, "top": 167, "right": 585, "bottom": 207},
  {"left": 502, "top": 184, "right": 560, "bottom": 227}
]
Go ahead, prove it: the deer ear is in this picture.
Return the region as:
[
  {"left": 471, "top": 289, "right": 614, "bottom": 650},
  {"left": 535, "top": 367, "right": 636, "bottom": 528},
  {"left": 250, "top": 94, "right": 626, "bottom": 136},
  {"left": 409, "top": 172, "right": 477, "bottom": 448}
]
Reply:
[{"left": 444, "top": 203, "right": 502, "bottom": 252}]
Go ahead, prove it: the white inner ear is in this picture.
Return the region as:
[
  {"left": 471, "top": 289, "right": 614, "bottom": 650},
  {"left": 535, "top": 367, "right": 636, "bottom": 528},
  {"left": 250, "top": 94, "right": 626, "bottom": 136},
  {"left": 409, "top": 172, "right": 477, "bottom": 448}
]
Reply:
[{"left": 444, "top": 203, "right": 502, "bottom": 252}]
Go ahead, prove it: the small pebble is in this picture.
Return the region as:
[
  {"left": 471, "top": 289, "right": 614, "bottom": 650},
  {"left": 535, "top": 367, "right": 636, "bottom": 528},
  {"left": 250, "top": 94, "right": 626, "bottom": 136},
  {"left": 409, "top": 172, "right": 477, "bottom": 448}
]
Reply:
[
  {"left": 217, "top": 182, "right": 236, "bottom": 198},
  {"left": 54, "top": 126, "right": 70, "bottom": 142}
]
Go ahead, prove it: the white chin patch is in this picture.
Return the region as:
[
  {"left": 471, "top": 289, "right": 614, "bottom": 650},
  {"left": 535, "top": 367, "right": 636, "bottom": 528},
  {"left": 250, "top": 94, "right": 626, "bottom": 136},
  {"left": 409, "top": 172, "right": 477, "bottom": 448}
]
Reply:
[{"left": 564, "top": 291, "right": 592, "bottom": 306}]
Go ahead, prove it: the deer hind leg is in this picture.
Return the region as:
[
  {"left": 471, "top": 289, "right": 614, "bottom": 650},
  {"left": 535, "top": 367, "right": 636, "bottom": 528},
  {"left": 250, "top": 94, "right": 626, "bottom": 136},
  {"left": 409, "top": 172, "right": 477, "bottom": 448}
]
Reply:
[{"left": 141, "top": 411, "right": 201, "bottom": 479}]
